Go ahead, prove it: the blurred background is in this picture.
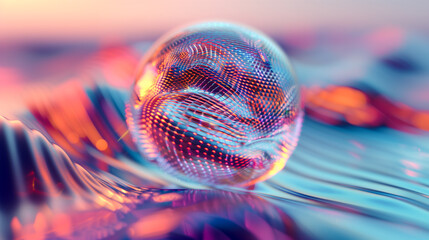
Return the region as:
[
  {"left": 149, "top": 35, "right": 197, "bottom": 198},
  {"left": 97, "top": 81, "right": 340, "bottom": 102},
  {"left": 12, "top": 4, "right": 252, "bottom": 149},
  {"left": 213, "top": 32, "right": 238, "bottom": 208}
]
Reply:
[
  {"left": 1, "top": 0, "right": 428, "bottom": 42},
  {"left": 0, "top": 1, "right": 427, "bottom": 93},
  {"left": 1, "top": 1, "right": 429, "bottom": 239},
  {"left": 1, "top": 0, "right": 429, "bottom": 130}
]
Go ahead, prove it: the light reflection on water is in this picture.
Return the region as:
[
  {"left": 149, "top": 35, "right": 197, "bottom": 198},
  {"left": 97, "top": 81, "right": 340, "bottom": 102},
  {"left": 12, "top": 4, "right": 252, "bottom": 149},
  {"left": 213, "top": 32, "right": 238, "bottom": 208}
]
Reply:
[
  {"left": 0, "top": 116, "right": 299, "bottom": 240},
  {"left": 261, "top": 119, "right": 429, "bottom": 239},
  {"left": 1, "top": 28, "right": 429, "bottom": 239},
  {"left": 19, "top": 82, "right": 429, "bottom": 239}
]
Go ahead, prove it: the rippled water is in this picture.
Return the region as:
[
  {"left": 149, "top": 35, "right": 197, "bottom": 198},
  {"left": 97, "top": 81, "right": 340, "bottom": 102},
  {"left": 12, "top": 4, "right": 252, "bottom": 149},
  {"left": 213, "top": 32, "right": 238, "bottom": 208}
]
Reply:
[
  {"left": 3, "top": 81, "right": 422, "bottom": 239},
  {"left": 1, "top": 30, "right": 429, "bottom": 239},
  {"left": 260, "top": 120, "right": 429, "bottom": 239}
]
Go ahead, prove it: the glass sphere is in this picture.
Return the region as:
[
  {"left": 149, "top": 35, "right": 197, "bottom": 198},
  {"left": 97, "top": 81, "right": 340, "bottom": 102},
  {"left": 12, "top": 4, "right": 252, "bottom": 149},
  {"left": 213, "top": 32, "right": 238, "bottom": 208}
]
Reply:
[{"left": 127, "top": 22, "right": 302, "bottom": 186}]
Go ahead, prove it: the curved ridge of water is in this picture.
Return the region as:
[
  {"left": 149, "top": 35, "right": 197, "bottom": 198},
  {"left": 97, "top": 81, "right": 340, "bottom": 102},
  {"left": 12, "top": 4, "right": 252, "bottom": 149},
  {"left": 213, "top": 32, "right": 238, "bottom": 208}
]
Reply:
[
  {"left": 22, "top": 82, "right": 429, "bottom": 239},
  {"left": 0, "top": 108, "right": 300, "bottom": 239}
]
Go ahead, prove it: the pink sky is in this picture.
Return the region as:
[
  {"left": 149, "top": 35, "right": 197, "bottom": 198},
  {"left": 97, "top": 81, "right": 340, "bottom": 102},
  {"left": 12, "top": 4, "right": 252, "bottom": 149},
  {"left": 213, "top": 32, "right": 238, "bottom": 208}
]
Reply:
[{"left": 0, "top": 0, "right": 428, "bottom": 43}]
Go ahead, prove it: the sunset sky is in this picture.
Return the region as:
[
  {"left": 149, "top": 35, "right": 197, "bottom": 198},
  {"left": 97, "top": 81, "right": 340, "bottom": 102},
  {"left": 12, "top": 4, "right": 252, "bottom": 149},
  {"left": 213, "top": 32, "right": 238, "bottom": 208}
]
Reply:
[{"left": 0, "top": 0, "right": 427, "bottom": 43}]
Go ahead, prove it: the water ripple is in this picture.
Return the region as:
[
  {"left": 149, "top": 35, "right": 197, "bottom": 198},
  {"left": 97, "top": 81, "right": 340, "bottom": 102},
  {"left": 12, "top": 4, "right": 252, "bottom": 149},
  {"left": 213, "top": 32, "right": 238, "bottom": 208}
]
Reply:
[{"left": 15, "top": 81, "right": 429, "bottom": 239}]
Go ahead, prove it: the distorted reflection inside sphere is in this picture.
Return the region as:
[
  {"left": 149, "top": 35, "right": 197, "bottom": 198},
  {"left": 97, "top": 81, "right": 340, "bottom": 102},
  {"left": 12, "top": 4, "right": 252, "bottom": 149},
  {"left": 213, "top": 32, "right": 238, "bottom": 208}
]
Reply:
[{"left": 127, "top": 22, "right": 302, "bottom": 186}]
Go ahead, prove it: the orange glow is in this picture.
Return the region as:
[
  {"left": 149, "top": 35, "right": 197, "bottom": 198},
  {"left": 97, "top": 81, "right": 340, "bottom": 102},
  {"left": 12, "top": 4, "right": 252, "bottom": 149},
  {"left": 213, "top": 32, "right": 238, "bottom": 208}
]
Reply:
[
  {"left": 128, "top": 209, "right": 183, "bottom": 238},
  {"left": 153, "top": 193, "right": 183, "bottom": 203},
  {"left": 306, "top": 86, "right": 368, "bottom": 116},
  {"left": 96, "top": 139, "right": 108, "bottom": 151},
  {"left": 346, "top": 107, "right": 378, "bottom": 126},
  {"left": 305, "top": 86, "right": 390, "bottom": 127},
  {"left": 329, "top": 87, "right": 367, "bottom": 108},
  {"left": 412, "top": 112, "right": 429, "bottom": 131},
  {"left": 29, "top": 79, "right": 133, "bottom": 158},
  {"left": 136, "top": 66, "right": 156, "bottom": 99}
]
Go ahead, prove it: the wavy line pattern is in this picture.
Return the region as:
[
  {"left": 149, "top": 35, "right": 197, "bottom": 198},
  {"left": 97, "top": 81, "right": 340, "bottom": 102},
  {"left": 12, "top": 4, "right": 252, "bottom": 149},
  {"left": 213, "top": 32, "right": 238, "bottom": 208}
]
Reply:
[
  {"left": 24, "top": 82, "right": 429, "bottom": 239},
  {"left": 0, "top": 115, "right": 301, "bottom": 239}
]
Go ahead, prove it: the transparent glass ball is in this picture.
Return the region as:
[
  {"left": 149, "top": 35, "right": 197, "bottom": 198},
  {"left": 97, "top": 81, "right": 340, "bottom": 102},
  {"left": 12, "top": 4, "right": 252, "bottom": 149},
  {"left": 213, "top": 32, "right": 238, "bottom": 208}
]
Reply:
[{"left": 127, "top": 22, "right": 302, "bottom": 186}]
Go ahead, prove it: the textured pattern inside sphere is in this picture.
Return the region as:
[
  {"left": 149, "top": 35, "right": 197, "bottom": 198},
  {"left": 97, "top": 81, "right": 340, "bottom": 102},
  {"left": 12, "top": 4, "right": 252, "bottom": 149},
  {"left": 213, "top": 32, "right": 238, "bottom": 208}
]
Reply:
[{"left": 127, "top": 23, "right": 302, "bottom": 186}]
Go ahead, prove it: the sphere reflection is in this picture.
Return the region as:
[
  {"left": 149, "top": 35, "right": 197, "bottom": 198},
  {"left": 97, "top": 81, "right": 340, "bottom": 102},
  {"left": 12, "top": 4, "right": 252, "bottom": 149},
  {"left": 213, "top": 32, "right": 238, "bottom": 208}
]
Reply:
[{"left": 127, "top": 22, "right": 302, "bottom": 186}]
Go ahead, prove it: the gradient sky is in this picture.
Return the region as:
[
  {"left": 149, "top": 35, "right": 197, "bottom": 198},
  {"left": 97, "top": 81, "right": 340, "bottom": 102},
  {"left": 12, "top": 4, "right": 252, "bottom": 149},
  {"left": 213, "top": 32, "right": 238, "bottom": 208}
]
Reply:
[{"left": 0, "top": 0, "right": 428, "bottom": 43}]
